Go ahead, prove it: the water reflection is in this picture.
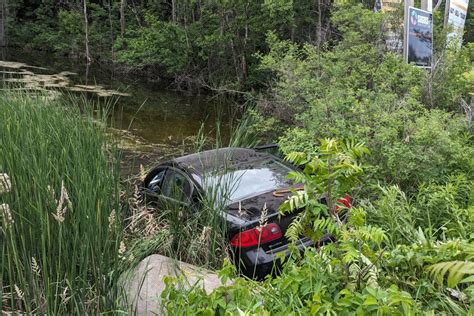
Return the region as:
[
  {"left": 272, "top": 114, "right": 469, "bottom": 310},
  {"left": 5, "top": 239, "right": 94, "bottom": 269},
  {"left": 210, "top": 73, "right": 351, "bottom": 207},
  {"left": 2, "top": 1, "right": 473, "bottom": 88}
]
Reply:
[{"left": 0, "top": 48, "right": 234, "bottom": 145}]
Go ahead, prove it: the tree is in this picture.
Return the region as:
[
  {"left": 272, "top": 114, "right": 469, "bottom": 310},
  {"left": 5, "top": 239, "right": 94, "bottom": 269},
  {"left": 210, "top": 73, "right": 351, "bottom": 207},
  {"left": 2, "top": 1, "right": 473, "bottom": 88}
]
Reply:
[
  {"left": 83, "top": 0, "right": 91, "bottom": 63},
  {"left": 120, "top": 0, "right": 126, "bottom": 37},
  {"left": 0, "top": 0, "right": 7, "bottom": 47},
  {"left": 280, "top": 138, "right": 369, "bottom": 242}
]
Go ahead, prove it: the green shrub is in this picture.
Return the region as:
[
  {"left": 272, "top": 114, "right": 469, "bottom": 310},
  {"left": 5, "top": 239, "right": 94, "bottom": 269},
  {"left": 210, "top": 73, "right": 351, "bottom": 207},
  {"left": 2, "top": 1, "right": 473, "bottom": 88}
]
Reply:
[
  {"left": 258, "top": 2, "right": 473, "bottom": 191},
  {"left": 116, "top": 14, "right": 189, "bottom": 74}
]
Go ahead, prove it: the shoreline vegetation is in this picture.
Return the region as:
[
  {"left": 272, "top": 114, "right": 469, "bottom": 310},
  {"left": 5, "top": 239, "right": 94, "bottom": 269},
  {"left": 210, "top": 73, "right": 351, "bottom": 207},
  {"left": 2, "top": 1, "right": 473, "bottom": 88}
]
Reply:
[
  {"left": 3, "top": 1, "right": 473, "bottom": 94},
  {"left": 0, "top": 88, "right": 253, "bottom": 313},
  {"left": 1, "top": 0, "right": 473, "bottom": 314},
  {"left": 0, "top": 90, "right": 123, "bottom": 313}
]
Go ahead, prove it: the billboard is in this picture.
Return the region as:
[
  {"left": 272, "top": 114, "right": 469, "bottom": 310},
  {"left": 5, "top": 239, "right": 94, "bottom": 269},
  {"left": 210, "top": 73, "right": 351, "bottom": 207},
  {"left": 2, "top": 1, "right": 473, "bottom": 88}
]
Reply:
[
  {"left": 381, "top": 0, "right": 403, "bottom": 12},
  {"left": 374, "top": 0, "right": 403, "bottom": 52},
  {"left": 446, "top": 0, "right": 469, "bottom": 47},
  {"left": 405, "top": 7, "right": 433, "bottom": 68}
]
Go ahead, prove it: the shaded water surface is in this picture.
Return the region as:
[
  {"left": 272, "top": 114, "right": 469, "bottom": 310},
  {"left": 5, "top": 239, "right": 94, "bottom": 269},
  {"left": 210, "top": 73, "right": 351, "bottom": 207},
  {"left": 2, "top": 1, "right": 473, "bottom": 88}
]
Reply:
[{"left": 0, "top": 48, "right": 234, "bottom": 146}]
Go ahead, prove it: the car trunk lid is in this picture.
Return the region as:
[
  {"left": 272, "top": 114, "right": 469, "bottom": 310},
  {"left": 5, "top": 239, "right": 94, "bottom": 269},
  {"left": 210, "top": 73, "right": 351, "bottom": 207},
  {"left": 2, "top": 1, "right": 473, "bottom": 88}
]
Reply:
[{"left": 226, "top": 188, "right": 304, "bottom": 247}]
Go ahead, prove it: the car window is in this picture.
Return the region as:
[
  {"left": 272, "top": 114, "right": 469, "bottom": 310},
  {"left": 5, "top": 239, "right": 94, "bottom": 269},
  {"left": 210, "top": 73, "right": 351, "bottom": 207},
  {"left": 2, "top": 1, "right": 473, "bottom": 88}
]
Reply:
[
  {"left": 147, "top": 169, "right": 166, "bottom": 193},
  {"left": 202, "top": 158, "right": 294, "bottom": 204},
  {"left": 162, "top": 169, "right": 192, "bottom": 203}
]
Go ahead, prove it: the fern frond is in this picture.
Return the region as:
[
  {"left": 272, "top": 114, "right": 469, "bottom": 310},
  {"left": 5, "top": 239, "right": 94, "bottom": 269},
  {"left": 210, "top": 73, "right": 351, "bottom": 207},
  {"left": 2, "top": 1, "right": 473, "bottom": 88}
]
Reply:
[
  {"left": 341, "top": 243, "right": 359, "bottom": 263},
  {"left": 287, "top": 171, "right": 307, "bottom": 184},
  {"left": 428, "top": 261, "right": 474, "bottom": 288},
  {"left": 280, "top": 190, "right": 308, "bottom": 215},
  {"left": 286, "top": 212, "right": 306, "bottom": 242},
  {"left": 361, "top": 254, "right": 379, "bottom": 288},
  {"left": 353, "top": 225, "right": 386, "bottom": 245},
  {"left": 285, "top": 151, "right": 308, "bottom": 165},
  {"left": 313, "top": 217, "right": 338, "bottom": 235}
]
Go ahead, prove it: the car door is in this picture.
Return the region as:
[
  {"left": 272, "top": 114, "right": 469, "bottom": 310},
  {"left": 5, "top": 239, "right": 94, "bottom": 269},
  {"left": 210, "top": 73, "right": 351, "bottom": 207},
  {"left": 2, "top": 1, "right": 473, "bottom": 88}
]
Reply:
[
  {"left": 144, "top": 165, "right": 197, "bottom": 209},
  {"left": 158, "top": 167, "right": 194, "bottom": 208}
]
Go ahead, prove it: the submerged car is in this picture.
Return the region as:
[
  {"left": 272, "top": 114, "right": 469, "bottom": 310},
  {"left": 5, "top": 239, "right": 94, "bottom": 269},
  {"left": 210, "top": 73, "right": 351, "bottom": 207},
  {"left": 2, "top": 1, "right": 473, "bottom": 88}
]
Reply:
[{"left": 143, "top": 147, "right": 337, "bottom": 279}]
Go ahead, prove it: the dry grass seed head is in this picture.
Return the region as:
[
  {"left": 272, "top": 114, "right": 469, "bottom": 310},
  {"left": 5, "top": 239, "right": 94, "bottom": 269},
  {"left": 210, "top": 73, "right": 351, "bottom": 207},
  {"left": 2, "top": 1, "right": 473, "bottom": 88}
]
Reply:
[
  {"left": 0, "top": 173, "right": 11, "bottom": 194},
  {"left": 59, "top": 286, "right": 70, "bottom": 304},
  {"left": 118, "top": 241, "right": 126, "bottom": 260},
  {"left": 108, "top": 209, "right": 116, "bottom": 231},
  {"left": 126, "top": 185, "right": 162, "bottom": 237},
  {"left": 14, "top": 284, "right": 23, "bottom": 300},
  {"left": 51, "top": 181, "right": 72, "bottom": 223},
  {"left": 31, "top": 257, "right": 41, "bottom": 276},
  {"left": 1, "top": 203, "right": 14, "bottom": 228},
  {"left": 139, "top": 164, "right": 146, "bottom": 181},
  {"left": 199, "top": 226, "right": 212, "bottom": 244},
  {"left": 258, "top": 203, "right": 268, "bottom": 228}
]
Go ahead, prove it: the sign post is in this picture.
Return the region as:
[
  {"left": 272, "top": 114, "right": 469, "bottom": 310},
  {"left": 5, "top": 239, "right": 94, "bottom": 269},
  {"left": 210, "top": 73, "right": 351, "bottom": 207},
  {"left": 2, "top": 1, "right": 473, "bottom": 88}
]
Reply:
[
  {"left": 405, "top": 7, "right": 433, "bottom": 68},
  {"left": 421, "top": 0, "right": 433, "bottom": 11},
  {"left": 403, "top": 0, "right": 415, "bottom": 60}
]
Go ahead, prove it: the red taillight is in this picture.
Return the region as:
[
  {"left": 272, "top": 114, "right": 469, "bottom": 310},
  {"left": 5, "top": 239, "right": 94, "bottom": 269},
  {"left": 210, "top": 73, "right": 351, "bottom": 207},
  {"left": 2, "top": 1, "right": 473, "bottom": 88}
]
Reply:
[
  {"left": 336, "top": 195, "right": 352, "bottom": 211},
  {"left": 230, "top": 223, "right": 282, "bottom": 248}
]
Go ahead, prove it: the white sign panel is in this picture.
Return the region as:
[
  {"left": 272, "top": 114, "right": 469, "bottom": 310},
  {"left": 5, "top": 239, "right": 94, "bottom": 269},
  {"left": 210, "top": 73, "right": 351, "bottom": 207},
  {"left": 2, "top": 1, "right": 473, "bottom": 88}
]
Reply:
[
  {"left": 447, "top": 0, "right": 469, "bottom": 46},
  {"left": 378, "top": 0, "right": 403, "bottom": 52}
]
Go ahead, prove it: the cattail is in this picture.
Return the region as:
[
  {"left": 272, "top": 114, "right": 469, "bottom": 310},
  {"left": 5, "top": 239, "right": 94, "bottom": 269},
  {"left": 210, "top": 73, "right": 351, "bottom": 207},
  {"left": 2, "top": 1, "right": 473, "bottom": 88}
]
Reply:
[
  {"left": 0, "top": 173, "right": 11, "bottom": 194},
  {"left": 1, "top": 203, "right": 14, "bottom": 227}
]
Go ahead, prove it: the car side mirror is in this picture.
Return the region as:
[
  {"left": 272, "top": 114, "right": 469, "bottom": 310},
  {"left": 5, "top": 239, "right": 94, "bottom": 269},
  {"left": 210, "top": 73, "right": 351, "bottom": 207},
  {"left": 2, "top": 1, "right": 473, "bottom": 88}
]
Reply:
[{"left": 144, "top": 167, "right": 167, "bottom": 194}]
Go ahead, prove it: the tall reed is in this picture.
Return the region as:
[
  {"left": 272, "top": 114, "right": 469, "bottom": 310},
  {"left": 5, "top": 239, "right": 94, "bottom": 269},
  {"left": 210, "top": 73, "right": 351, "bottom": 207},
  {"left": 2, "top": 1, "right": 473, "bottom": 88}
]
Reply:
[{"left": 0, "top": 90, "right": 123, "bottom": 314}]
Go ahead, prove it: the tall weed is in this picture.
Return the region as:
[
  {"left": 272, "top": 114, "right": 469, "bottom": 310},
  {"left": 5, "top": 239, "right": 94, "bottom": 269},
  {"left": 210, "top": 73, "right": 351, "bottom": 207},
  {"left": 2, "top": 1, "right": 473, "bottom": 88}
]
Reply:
[{"left": 0, "top": 91, "right": 123, "bottom": 313}]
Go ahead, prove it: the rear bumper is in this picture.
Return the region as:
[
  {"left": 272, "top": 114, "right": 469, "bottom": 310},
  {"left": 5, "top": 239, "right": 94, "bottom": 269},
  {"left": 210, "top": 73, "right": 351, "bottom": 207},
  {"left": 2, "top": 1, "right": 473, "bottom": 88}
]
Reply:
[{"left": 233, "top": 234, "right": 332, "bottom": 279}]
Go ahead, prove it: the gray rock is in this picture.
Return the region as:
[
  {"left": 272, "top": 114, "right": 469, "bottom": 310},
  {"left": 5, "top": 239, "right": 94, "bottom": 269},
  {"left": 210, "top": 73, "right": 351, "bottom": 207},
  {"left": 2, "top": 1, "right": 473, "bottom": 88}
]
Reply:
[{"left": 121, "top": 254, "right": 227, "bottom": 315}]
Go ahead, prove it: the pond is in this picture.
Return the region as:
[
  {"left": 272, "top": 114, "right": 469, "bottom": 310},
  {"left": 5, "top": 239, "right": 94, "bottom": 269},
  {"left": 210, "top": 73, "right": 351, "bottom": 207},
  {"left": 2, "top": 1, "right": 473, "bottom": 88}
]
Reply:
[{"left": 0, "top": 48, "right": 235, "bottom": 146}]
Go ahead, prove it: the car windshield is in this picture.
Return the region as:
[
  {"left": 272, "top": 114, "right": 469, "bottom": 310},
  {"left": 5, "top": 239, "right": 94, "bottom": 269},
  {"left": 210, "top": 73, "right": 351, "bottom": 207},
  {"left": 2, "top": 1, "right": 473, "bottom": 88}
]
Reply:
[{"left": 201, "top": 158, "right": 294, "bottom": 204}]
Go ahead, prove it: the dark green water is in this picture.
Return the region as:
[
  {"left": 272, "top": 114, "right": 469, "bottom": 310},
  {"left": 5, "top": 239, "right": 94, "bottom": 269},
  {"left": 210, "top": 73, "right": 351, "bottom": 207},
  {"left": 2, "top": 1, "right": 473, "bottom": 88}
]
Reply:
[{"left": 0, "top": 48, "right": 234, "bottom": 145}]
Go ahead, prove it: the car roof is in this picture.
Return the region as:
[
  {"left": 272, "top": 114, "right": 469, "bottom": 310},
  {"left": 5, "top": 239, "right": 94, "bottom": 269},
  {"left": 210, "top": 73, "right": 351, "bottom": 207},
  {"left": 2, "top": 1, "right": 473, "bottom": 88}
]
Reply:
[{"left": 173, "top": 147, "right": 272, "bottom": 176}]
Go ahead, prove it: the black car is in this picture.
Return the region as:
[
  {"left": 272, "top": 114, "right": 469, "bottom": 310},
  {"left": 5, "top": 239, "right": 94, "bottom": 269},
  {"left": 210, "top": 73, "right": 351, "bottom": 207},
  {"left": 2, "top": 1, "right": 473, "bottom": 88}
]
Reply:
[{"left": 143, "top": 147, "right": 333, "bottom": 279}]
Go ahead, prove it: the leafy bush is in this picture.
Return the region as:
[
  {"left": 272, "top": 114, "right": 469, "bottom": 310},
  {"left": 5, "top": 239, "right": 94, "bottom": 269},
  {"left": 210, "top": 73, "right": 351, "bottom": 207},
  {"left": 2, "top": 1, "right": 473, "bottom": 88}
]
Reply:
[
  {"left": 161, "top": 252, "right": 418, "bottom": 315},
  {"left": 257, "top": 2, "right": 473, "bottom": 191},
  {"left": 364, "top": 175, "right": 472, "bottom": 246},
  {"left": 160, "top": 149, "right": 473, "bottom": 315},
  {"left": 279, "top": 139, "right": 369, "bottom": 242},
  {"left": 116, "top": 14, "right": 189, "bottom": 75}
]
